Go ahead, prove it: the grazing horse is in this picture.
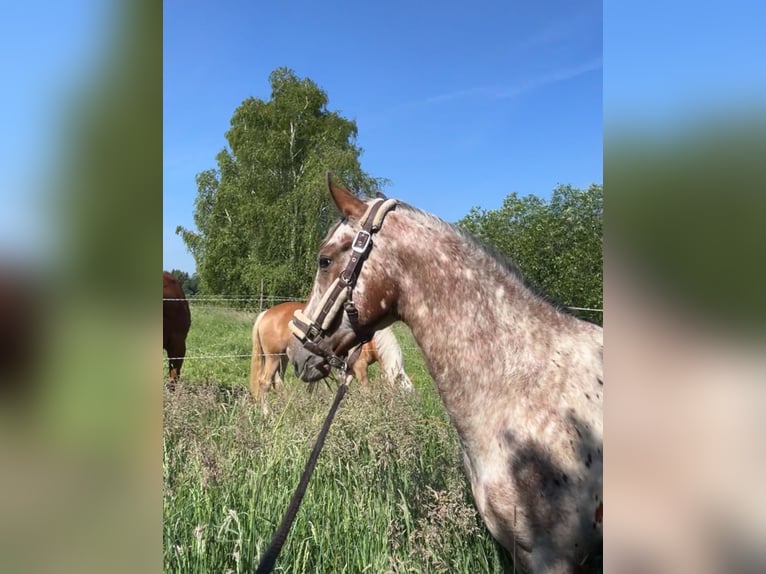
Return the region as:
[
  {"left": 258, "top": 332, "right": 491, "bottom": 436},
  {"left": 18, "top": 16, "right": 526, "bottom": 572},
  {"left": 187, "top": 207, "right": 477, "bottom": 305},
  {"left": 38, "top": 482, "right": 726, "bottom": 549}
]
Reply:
[
  {"left": 289, "top": 175, "right": 603, "bottom": 573},
  {"left": 162, "top": 271, "right": 191, "bottom": 384},
  {"left": 350, "top": 322, "right": 413, "bottom": 391},
  {"left": 0, "top": 269, "right": 39, "bottom": 400},
  {"left": 250, "top": 300, "right": 412, "bottom": 413}
]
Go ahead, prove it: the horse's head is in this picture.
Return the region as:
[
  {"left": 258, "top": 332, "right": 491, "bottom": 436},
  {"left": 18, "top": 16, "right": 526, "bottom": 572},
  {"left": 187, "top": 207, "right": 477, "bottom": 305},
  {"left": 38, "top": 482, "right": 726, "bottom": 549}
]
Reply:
[{"left": 289, "top": 174, "right": 400, "bottom": 382}]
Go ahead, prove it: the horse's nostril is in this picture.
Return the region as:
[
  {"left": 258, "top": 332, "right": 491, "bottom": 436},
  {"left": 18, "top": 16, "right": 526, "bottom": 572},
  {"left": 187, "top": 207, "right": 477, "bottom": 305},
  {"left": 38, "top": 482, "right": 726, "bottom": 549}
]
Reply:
[{"left": 309, "top": 358, "right": 326, "bottom": 377}]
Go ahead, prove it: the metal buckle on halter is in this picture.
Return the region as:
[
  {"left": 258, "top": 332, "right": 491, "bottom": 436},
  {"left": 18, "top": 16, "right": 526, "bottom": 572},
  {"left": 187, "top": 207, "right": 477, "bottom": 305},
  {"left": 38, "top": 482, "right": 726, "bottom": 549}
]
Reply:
[
  {"left": 305, "top": 323, "right": 321, "bottom": 342},
  {"left": 328, "top": 355, "right": 348, "bottom": 373},
  {"left": 344, "top": 300, "right": 359, "bottom": 324},
  {"left": 352, "top": 230, "right": 372, "bottom": 254}
]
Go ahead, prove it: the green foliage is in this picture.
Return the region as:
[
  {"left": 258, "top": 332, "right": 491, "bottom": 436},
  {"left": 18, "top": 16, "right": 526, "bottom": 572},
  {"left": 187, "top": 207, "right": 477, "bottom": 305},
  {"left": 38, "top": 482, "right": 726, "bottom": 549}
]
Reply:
[
  {"left": 609, "top": 121, "right": 766, "bottom": 334},
  {"left": 459, "top": 184, "right": 603, "bottom": 324},
  {"left": 168, "top": 269, "right": 200, "bottom": 297},
  {"left": 177, "top": 68, "right": 385, "bottom": 303}
]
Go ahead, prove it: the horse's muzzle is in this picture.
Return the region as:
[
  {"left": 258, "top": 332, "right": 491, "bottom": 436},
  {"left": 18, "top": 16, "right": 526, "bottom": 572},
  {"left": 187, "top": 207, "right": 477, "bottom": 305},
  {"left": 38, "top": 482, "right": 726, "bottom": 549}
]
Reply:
[{"left": 290, "top": 343, "right": 332, "bottom": 382}]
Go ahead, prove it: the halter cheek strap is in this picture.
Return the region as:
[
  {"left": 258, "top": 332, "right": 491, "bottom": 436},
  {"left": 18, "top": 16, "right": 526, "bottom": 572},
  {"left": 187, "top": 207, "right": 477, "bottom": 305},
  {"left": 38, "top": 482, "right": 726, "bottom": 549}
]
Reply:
[{"left": 289, "top": 197, "right": 397, "bottom": 372}]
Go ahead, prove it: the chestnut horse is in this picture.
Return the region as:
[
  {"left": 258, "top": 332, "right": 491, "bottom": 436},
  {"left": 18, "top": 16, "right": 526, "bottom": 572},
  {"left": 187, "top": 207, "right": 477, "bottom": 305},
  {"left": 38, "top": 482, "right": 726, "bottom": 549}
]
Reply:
[
  {"left": 162, "top": 271, "right": 191, "bottom": 384},
  {"left": 250, "top": 301, "right": 411, "bottom": 413},
  {"left": 289, "top": 176, "right": 603, "bottom": 573}
]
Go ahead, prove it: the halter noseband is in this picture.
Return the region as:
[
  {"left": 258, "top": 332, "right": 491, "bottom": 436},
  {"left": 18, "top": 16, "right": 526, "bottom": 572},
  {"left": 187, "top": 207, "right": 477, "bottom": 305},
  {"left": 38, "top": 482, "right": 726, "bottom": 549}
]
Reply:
[{"left": 289, "top": 197, "right": 397, "bottom": 373}]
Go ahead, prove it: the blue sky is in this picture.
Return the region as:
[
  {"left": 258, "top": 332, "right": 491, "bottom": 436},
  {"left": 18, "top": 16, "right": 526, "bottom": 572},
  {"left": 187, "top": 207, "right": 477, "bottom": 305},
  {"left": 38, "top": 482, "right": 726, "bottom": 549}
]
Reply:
[
  {"left": 163, "top": 0, "right": 603, "bottom": 273},
  {"left": 3, "top": 1, "right": 763, "bottom": 274},
  {"left": 604, "top": 0, "right": 765, "bottom": 131},
  {"left": 1, "top": 0, "right": 109, "bottom": 263}
]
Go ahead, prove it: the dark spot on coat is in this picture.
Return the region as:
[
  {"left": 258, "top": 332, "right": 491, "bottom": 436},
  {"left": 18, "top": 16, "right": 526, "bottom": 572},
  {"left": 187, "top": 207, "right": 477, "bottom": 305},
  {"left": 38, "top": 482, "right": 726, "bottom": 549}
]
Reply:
[
  {"left": 585, "top": 453, "right": 593, "bottom": 468},
  {"left": 597, "top": 377, "right": 603, "bottom": 386},
  {"left": 562, "top": 473, "right": 569, "bottom": 483},
  {"left": 594, "top": 502, "right": 603, "bottom": 523},
  {"left": 585, "top": 393, "right": 591, "bottom": 400}
]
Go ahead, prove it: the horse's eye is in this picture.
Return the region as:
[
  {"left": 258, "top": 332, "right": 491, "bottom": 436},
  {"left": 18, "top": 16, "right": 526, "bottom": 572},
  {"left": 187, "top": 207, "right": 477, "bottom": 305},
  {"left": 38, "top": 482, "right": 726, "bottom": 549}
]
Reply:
[{"left": 318, "top": 256, "right": 332, "bottom": 270}]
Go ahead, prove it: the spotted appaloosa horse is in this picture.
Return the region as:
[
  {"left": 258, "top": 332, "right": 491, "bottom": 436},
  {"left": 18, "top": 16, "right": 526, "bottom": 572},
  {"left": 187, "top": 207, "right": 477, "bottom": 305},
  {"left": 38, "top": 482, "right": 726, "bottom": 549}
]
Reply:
[
  {"left": 162, "top": 271, "right": 191, "bottom": 385},
  {"left": 289, "top": 176, "right": 603, "bottom": 573},
  {"left": 250, "top": 300, "right": 412, "bottom": 414}
]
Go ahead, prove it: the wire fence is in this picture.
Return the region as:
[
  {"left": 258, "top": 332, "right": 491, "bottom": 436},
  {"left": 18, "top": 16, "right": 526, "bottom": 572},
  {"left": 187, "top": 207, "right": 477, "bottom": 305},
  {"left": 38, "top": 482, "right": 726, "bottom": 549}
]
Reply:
[
  {"left": 166, "top": 350, "right": 397, "bottom": 361},
  {"left": 163, "top": 295, "right": 602, "bottom": 363},
  {"left": 163, "top": 297, "right": 602, "bottom": 312},
  {"left": 162, "top": 296, "right": 304, "bottom": 303}
]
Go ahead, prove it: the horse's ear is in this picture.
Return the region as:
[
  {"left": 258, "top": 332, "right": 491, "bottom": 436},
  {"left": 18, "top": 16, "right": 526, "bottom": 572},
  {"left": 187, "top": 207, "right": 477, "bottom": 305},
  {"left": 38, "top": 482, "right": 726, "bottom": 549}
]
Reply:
[
  {"left": 375, "top": 191, "right": 388, "bottom": 199},
  {"left": 327, "top": 171, "right": 365, "bottom": 221}
]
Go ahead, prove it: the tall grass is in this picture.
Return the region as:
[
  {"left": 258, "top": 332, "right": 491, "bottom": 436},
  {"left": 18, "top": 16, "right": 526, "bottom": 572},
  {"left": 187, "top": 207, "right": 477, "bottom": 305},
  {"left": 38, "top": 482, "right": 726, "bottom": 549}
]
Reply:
[{"left": 163, "top": 306, "right": 512, "bottom": 572}]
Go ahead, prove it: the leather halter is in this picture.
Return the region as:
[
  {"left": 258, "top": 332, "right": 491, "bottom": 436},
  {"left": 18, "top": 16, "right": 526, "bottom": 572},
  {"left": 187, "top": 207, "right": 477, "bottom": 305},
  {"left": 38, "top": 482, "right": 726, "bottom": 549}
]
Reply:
[{"left": 289, "top": 197, "right": 397, "bottom": 373}]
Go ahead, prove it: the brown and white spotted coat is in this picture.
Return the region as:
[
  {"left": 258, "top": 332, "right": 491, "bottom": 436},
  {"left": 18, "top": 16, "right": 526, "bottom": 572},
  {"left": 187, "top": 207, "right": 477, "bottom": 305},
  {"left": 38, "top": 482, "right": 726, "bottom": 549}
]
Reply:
[{"left": 290, "top": 180, "right": 603, "bottom": 573}]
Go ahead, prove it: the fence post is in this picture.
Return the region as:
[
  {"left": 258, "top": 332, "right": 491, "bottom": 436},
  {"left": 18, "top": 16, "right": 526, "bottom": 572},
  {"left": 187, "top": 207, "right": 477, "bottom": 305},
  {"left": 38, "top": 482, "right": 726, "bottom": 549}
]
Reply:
[{"left": 259, "top": 279, "right": 264, "bottom": 313}]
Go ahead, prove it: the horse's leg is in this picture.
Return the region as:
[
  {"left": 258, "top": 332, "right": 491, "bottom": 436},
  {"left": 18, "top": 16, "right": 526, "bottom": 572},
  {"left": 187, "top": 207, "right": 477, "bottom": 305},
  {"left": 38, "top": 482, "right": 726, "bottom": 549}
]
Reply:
[
  {"left": 250, "top": 372, "right": 265, "bottom": 411},
  {"left": 166, "top": 336, "right": 185, "bottom": 391},
  {"left": 264, "top": 355, "right": 279, "bottom": 393},
  {"left": 174, "top": 340, "right": 185, "bottom": 380},
  {"left": 260, "top": 390, "right": 270, "bottom": 416},
  {"left": 258, "top": 354, "right": 280, "bottom": 416},
  {"left": 352, "top": 356, "right": 370, "bottom": 387},
  {"left": 257, "top": 375, "right": 270, "bottom": 416},
  {"left": 278, "top": 353, "right": 288, "bottom": 386}
]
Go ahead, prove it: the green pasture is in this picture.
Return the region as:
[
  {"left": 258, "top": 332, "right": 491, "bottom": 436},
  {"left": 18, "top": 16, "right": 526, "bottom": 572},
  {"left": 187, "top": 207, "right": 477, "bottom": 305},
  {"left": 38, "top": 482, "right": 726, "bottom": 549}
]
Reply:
[{"left": 163, "top": 304, "right": 514, "bottom": 573}]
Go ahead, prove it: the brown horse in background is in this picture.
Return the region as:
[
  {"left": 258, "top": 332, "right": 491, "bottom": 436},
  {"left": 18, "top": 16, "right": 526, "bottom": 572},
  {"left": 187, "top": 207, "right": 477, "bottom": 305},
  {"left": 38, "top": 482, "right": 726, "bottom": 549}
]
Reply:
[
  {"left": 163, "top": 271, "right": 191, "bottom": 384},
  {"left": 250, "top": 301, "right": 411, "bottom": 414},
  {"left": 0, "top": 268, "right": 40, "bottom": 400}
]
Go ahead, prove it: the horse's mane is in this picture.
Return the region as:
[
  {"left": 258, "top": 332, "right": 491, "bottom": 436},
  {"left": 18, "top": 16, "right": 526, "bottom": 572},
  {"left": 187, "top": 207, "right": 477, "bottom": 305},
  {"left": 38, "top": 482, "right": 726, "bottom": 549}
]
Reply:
[
  {"left": 394, "top": 203, "right": 575, "bottom": 317},
  {"left": 320, "top": 199, "right": 575, "bottom": 318}
]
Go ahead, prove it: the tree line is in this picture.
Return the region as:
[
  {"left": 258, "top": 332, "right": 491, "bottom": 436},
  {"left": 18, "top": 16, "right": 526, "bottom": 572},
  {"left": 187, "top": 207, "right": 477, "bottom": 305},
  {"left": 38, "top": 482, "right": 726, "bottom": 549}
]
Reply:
[
  {"left": 177, "top": 68, "right": 602, "bottom": 325},
  {"left": 166, "top": 269, "right": 199, "bottom": 297}
]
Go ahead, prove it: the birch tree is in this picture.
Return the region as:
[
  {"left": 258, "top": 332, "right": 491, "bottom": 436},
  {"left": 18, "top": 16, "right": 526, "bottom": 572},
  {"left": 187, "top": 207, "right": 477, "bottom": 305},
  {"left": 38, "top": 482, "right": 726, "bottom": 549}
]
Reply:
[{"left": 177, "top": 68, "right": 385, "bottom": 300}]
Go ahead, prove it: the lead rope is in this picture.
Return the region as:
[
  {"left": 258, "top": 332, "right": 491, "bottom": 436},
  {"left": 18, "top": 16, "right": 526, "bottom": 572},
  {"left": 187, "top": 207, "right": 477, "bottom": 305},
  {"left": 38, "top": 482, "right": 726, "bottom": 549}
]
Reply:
[{"left": 254, "top": 380, "right": 348, "bottom": 574}]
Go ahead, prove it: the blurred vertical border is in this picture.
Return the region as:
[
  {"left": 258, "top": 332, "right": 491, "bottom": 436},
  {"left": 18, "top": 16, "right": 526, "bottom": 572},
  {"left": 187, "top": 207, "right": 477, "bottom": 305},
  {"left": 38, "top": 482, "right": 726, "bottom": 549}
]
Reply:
[
  {"left": 605, "top": 1, "right": 766, "bottom": 572},
  {"left": 1, "top": 0, "right": 161, "bottom": 572}
]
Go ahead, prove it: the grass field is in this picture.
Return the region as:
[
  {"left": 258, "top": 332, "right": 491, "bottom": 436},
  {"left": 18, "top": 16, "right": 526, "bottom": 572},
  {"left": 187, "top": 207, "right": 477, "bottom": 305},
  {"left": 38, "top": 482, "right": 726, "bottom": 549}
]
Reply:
[{"left": 163, "top": 304, "right": 515, "bottom": 573}]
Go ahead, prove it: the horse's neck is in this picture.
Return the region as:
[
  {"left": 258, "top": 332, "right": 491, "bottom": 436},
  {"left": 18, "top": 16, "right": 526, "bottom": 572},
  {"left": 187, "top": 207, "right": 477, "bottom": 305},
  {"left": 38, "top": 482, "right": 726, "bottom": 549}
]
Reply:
[{"left": 391, "top": 218, "right": 570, "bottom": 431}]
